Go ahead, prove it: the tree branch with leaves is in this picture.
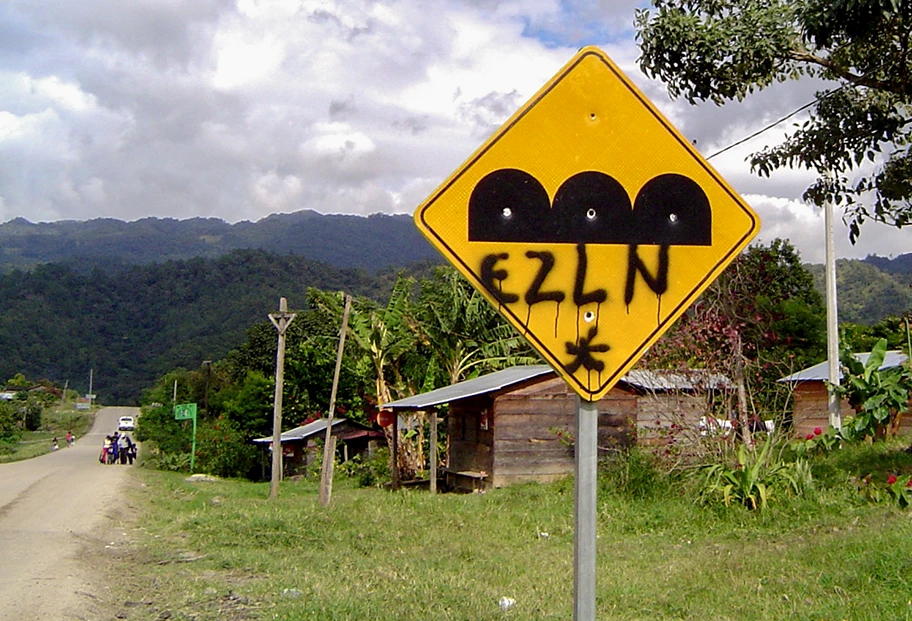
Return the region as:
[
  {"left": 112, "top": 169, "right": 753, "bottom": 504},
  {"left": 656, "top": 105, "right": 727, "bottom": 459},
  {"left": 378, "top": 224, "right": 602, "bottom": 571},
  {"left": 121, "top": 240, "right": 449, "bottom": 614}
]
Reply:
[{"left": 636, "top": 0, "right": 912, "bottom": 241}]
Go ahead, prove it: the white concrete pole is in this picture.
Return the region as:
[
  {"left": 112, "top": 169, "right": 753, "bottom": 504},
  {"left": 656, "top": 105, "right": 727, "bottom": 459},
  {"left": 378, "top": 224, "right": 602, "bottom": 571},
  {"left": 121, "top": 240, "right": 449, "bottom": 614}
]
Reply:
[{"left": 824, "top": 188, "right": 841, "bottom": 430}]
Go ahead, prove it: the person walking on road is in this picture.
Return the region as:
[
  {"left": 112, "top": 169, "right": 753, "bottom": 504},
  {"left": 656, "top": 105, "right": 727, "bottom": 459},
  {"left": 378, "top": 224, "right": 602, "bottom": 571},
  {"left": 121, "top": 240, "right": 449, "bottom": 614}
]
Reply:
[
  {"left": 66, "top": 431, "right": 74, "bottom": 448},
  {"left": 117, "top": 434, "right": 128, "bottom": 465},
  {"left": 123, "top": 434, "right": 136, "bottom": 465}
]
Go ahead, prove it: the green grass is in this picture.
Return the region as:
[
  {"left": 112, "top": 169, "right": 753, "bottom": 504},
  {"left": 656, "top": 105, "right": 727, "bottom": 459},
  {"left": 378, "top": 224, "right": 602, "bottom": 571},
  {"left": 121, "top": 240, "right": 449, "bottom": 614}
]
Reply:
[
  {"left": 0, "top": 404, "right": 94, "bottom": 463},
  {"left": 110, "top": 444, "right": 912, "bottom": 621}
]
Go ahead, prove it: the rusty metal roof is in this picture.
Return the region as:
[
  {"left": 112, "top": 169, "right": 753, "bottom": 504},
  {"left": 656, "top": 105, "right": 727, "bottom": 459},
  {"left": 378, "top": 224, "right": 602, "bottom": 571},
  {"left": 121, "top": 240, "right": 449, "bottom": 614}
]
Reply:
[{"left": 624, "top": 369, "right": 734, "bottom": 391}]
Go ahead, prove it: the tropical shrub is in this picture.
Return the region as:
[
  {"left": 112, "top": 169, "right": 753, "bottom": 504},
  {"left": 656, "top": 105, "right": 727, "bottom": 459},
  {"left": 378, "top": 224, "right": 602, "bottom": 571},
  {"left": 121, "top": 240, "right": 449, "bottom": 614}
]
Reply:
[
  {"left": 337, "top": 448, "right": 391, "bottom": 487},
  {"left": 698, "top": 436, "right": 809, "bottom": 511},
  {"left": 195, "top": 415, "right": 258, "bottom": 478},
  {"left": 142, "top": 451, "right": 192, "bottom": 472}
]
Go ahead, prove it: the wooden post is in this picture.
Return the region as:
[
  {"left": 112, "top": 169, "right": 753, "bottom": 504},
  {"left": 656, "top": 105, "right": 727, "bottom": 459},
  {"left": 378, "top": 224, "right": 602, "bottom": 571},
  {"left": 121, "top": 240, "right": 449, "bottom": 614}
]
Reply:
[
  {"left": 391, "top": 411, "right": 400, "bottom": 490},
  {"left": 268, "top": 297, "right": 296, "bottom": 500},
  {"left": 429, "top": 408, "right": 438, "bottom": 494},
  {"left": 319, "top": 294, "right": 352, "bottom": 506}
]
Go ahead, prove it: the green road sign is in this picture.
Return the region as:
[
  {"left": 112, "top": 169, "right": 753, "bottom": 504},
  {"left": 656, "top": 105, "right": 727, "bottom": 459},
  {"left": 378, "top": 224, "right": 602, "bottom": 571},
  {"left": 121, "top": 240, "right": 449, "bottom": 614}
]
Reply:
[
  {"left": 174, "top": 403, "right": 197, "bottom": 420},
  {"left": 173, "top": 402, "right": 198, "bottom": 472}
]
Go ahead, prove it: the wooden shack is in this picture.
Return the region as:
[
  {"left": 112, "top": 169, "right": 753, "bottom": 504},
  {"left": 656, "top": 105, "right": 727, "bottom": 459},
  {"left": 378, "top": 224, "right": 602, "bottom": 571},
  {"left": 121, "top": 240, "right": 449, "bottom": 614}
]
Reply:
[
  {"left": 779, "top": 350, "right": 911, "bottom": 437},
  {"left": 384, "top": 365, "right": 728, "bottom": 490},
  {"left": 253, "top": 418, "right": 385, "bottom": 478}
]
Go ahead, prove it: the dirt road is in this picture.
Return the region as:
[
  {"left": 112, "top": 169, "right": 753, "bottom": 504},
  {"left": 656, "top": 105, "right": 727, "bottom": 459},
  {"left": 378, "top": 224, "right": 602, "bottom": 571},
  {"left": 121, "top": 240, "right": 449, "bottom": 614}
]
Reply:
[{"left": 0, "top": 406, "right": 139, "bottom": 621}]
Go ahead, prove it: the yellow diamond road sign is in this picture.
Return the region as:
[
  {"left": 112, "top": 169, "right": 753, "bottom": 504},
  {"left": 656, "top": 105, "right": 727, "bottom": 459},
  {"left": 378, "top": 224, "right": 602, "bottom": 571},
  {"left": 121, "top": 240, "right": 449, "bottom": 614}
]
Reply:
[{"left": 415, "top": 46, "right": 760, "bottom": 401}]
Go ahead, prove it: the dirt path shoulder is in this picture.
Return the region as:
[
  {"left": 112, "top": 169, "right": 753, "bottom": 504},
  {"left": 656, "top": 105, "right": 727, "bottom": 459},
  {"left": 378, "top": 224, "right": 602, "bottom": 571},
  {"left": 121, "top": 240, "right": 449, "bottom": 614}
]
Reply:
[{"left": 0, "top": 406, "right": 139, "bottom": 621}]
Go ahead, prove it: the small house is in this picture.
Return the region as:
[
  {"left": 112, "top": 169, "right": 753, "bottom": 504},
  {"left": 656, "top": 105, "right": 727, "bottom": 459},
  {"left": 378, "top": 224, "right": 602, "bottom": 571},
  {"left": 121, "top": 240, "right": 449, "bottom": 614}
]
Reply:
[
  {"left": 253, "top": 418, "right": 385, "bottom": 478},
  {"left": 383, "top": 365, "right": 729, "bottom": 490},
  {"left": 778, "top": 350, "right": 911, "bottom": 437}
]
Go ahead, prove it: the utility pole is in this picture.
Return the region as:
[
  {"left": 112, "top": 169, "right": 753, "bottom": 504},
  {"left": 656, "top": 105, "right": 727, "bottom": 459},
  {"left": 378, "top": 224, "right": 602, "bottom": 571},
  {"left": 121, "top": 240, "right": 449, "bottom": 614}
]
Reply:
[
  {"left": 319, "top": 294, "right": 352, "bottom": 506},
  {"left": 203, "top": 360, "right": 212, "bottom": 416},
  {"left": 268, "top": 297, "right": 296, "bottom": 500},
  {"left": 88, "top": 369, "right": 94, "bottom": 406},
  {"left": 824, "top": 181, "right": 841, "bottom": 430}
]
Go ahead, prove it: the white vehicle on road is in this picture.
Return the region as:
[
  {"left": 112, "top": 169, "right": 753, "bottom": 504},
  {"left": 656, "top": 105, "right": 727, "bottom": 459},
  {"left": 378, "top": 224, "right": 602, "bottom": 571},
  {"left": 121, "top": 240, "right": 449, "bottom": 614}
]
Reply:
[{"left": 117, "top": 416, "right": 135, "bottom": 431}]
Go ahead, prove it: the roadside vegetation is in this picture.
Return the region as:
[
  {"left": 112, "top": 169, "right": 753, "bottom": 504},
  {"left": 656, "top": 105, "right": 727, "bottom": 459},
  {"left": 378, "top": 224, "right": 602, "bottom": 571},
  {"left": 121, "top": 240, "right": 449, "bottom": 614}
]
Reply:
[
  {"left": 0, "top": 376, "right": 92, "bottom": 463},
  {"left": 106, "top": 437, "right": 912, "bottom": 621}
]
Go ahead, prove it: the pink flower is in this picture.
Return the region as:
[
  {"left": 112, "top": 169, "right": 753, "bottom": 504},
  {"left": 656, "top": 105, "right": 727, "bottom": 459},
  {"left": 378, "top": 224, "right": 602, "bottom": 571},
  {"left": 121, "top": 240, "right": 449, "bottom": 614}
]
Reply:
[
  {"left": 887, "top": 474, "right": 898, "bottom": 485},
  {"left": 805, "top": 434, "right": 814, "bottom": 440},
  {"left": 813, "top": 427, "right": 823, "bottom": 436},
  {"left": 906, "top": 478, "right": 912, "bottom": 489}
]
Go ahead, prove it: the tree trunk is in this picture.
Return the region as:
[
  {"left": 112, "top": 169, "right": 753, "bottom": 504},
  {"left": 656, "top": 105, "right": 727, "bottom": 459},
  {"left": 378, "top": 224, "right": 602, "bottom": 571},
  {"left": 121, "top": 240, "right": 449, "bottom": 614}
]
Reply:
[
  {"left": 376, "top": 373, "right": 418, "bottom": 482},
  {"left": 733, "top": 333, "right": 752, "bottom": 446}
]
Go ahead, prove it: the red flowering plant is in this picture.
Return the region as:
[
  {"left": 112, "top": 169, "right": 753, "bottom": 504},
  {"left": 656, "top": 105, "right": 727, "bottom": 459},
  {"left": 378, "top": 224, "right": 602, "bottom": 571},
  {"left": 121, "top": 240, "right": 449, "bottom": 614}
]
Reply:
[
  {"left": 547, "top": 426, "right": 575, "bottom": 448},
  {"left": 857, "top": 473, "right": 912, "bottom": 508},
  {"left": 790, "top": 424, "right": 843, "bottom": 457}
]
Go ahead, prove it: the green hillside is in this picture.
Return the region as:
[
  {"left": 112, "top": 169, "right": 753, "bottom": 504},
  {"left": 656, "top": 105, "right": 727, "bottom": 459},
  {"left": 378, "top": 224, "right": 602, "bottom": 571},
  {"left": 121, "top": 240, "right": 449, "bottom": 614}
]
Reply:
[
  {"left": 0, "top": 250, "right": 432, "bottom": 403},
  {"left": 0, "top": 211, "right": 442, "bottom": 273},
  {"left": 807, "top": 254, "right": 912, "bottom": 325}
]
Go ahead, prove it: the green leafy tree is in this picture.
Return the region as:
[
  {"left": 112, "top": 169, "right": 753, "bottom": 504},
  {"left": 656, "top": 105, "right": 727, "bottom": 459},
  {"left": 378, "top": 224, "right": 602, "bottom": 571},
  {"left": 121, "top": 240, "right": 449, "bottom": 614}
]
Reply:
[
  {"left": 22, "top": 398, "right": 42, "bottom": 432},
  {"left": 194, "top": 415, "right": 258, "bottom": 478},
  {"left": 136, "top": 369, "right": 197, "bottom": 455},
  {"left": 218, "top": 370, "right": 275, "bottom": 440},
  {"left": 6, "top": 373, "right": 30, "bottom": 388},
  {"left": 636, "top": 0, "right": 912, "bottom": 241},
  {"left": 413, "top": 267, "right": 540, "bottom": 389},
  {"left": 0, "top": 402, "right": 21, "bottom": 446},
  {"left": 643, "top": 239, "right": 826, "bottom": 428},
  {"left": 842, "top": 314, "right": 912, "bottom": 352}
]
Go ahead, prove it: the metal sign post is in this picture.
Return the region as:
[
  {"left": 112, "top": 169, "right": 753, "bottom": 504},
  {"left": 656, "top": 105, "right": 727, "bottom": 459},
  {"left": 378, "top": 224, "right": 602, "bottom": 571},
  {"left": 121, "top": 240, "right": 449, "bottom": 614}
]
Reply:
[
  {"left": 574, "top": 398, "right": 598, "bottom": 620},
  {"left": 173, "top": 402, "right": 198, "bottom": 472}
]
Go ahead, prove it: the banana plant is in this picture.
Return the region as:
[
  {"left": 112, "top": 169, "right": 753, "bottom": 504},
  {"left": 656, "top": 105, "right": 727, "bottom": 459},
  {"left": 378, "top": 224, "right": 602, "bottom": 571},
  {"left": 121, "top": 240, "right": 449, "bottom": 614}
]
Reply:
[{"left": 833, "top": 338, "right": 912, "bottom": 440}]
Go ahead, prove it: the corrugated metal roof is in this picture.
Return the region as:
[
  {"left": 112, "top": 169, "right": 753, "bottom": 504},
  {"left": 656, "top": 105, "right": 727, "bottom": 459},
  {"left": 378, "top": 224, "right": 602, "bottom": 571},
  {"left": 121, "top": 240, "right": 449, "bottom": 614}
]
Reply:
[
  {"left": 778, "top": 350, "right": 908, "bottom": 383},
  {"left": 383, "top": 365, "right": 734, "bottom": 410},
  {"left": 624, "top": 369, "right": 734, "bottom": 391},
  {"left": 252, "top": 418, "right": 368, "bottom": 444},
  {"left": 383, "top": 365, "right": 554, "bottom": 410}
]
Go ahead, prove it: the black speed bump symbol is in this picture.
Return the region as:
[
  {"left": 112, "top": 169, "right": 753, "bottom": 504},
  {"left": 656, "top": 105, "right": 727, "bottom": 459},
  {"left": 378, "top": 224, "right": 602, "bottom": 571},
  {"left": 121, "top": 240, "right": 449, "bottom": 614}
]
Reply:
[{"left": 468, "top": 169, "right": 711, "bottom": 246}]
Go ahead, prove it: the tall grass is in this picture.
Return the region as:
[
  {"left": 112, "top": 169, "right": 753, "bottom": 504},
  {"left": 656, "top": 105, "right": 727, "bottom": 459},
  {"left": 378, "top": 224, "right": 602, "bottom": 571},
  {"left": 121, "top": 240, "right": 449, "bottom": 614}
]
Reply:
[{"left": 109, "top": 442, "right": 912, "bottom": 621}]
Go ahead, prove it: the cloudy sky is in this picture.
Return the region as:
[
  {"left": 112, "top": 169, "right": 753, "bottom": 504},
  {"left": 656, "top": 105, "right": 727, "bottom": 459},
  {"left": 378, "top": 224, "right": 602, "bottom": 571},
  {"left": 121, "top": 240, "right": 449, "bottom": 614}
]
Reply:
[{"left": 1, "top": 0, "right": 907, "bottom": 264}]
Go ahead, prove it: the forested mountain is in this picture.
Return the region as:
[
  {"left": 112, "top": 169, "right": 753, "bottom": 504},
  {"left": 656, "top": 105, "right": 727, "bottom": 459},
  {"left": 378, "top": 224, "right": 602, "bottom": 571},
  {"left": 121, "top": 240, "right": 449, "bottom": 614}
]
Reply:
[
  {"left": 806, "top": 253, "right": 912, "bottom": 325},
  {"left": 0, "top": 211, "right": 441, "bottom": 272},
  {"left": 0, "top": 250, "right": 435, "bottom": 404}
]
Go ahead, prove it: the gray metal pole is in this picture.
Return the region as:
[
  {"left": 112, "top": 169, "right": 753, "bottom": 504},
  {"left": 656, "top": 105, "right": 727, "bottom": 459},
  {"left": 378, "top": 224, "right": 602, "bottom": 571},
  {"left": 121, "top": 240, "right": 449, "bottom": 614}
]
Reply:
[
  {"left": 574, "top": 398, "right": 598, "bottom": 620},
  {"left": 824, "top": 192, "right": 841, "bottom": 430}
]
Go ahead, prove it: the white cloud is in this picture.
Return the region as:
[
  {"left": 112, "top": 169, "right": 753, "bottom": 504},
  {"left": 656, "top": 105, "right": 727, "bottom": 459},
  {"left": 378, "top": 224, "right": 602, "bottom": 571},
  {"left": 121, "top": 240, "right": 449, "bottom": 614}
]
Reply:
[
  {"left": 212, "top": 35, "right": 284, "bottom": 90},
  {"left": 0, "top": 0, "right": 905, "bottom": 263}
]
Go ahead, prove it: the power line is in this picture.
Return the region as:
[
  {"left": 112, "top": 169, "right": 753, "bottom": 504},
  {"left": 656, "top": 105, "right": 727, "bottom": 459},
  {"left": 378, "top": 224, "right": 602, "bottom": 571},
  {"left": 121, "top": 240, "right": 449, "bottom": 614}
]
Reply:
[{"left": 705, "top": 89, "right": 839, "bottom": 160}]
